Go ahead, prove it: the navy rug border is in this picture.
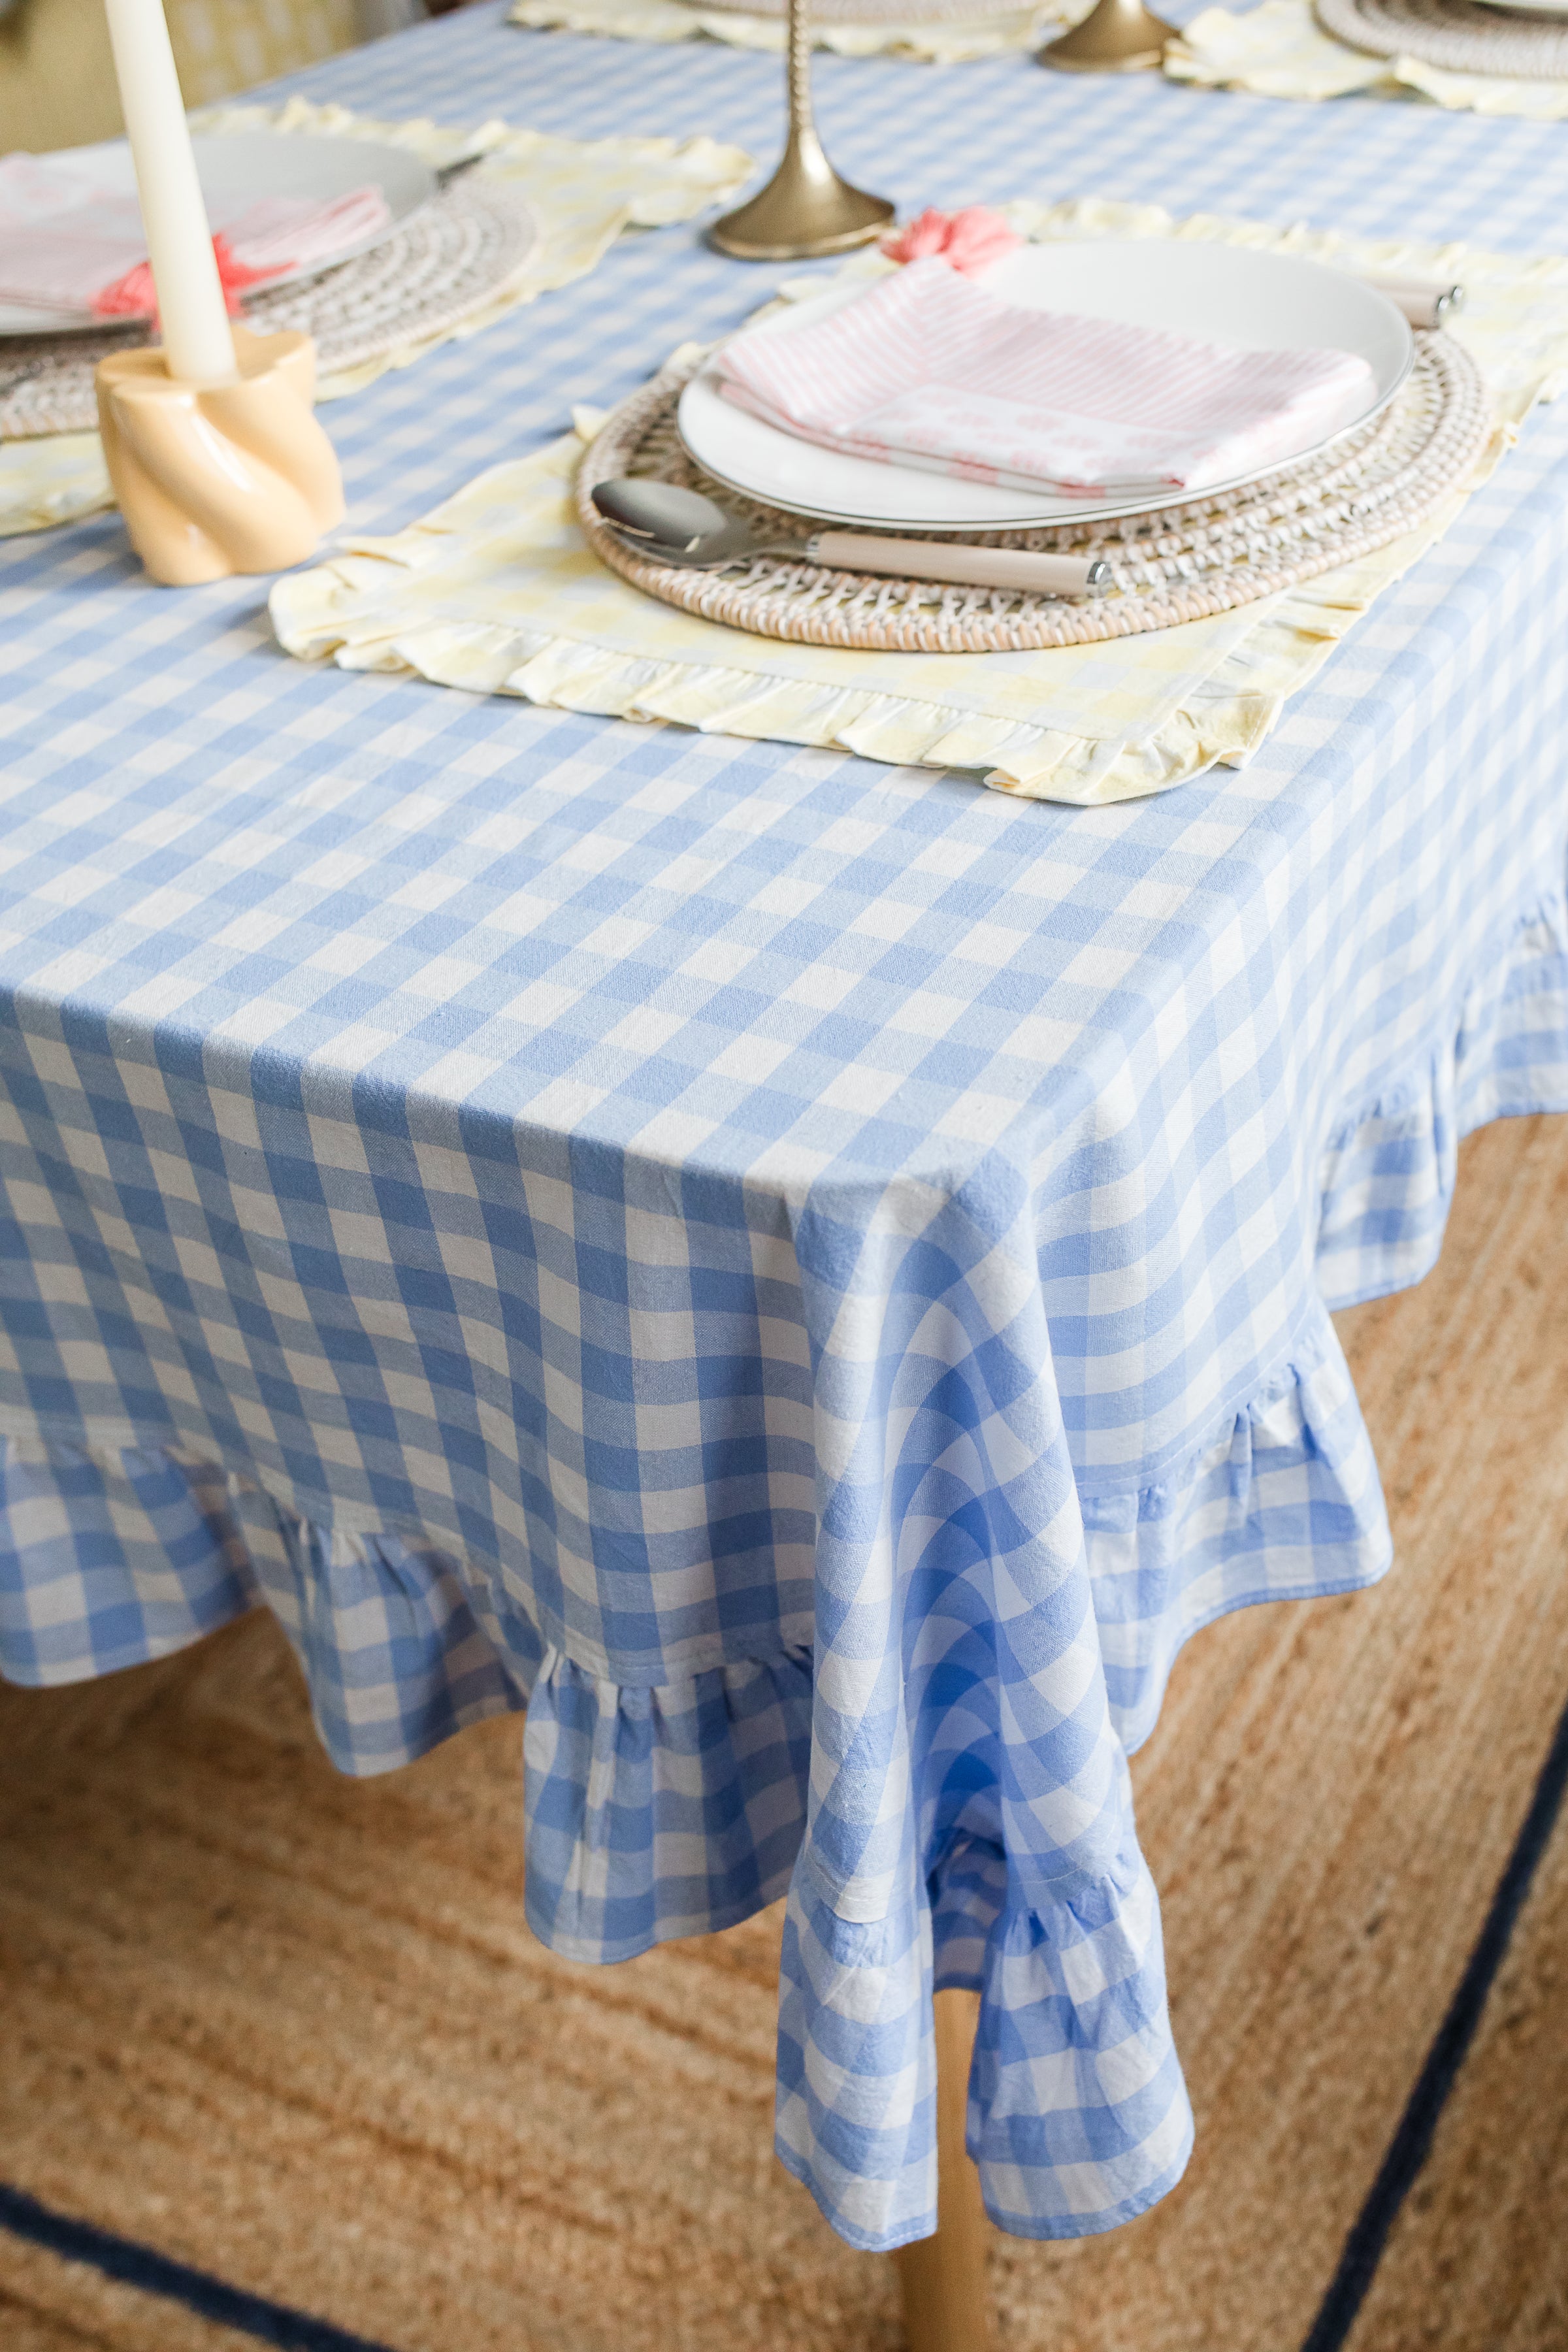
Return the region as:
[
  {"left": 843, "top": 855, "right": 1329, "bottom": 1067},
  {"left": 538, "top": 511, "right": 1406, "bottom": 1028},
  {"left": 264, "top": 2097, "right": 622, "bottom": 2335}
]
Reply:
[
  {"left": 0, "top": 2181, "right": 397, "bottom": 2352},
  {"left": 1301, "top": 1684, "right": 1568, "bottom": 2352},
  {"left": 2, "top": 1691, "right": 1565, "bottom": 2352}
]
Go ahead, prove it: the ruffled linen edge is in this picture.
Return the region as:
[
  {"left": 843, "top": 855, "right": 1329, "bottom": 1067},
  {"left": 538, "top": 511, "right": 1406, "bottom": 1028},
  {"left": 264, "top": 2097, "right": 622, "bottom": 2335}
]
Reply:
[
  {"left": 269, "top": 427, "right": 1469, "bottom": 810},
  {"left": 7, "top": 860, "right": 1563, "bottom": 1880},
  {"left": 1, "top": 887, "right": 1563, "bottom": 2246},
  {"left": 506, "top": 0, "right": 1066, "bottom": 62},
  {"left": 0, "top": 1284, "right": 1381, "bottom": 1747},
  {"left": 269, "top": 195, "right": 1568, "bottom": 806},
  {"left": 1167, "top": 0, "right": 1568, "bottom": 117}
]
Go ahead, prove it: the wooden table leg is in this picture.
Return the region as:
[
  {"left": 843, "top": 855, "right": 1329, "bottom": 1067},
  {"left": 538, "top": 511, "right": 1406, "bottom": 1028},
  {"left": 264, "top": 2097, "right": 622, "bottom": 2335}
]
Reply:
[{"left": 892, "top": 1987, "right": 995, "bottom": 2352}]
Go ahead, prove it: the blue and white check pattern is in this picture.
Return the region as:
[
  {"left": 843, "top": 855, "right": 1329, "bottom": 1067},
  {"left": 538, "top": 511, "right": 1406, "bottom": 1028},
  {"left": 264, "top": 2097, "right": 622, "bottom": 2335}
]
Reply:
[{"left": 3, "top": 3, "right": 1568, "bottom": 2252}]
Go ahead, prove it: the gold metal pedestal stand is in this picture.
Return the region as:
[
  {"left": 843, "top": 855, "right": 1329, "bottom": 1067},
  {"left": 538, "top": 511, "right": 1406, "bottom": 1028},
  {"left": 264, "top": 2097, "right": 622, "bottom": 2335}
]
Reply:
[
  {"left": 710, "top": 0, "right": 893, "bottom": 259},
  {"left": 1039, "top": 0, "right": 1176, "bottom": 71}
]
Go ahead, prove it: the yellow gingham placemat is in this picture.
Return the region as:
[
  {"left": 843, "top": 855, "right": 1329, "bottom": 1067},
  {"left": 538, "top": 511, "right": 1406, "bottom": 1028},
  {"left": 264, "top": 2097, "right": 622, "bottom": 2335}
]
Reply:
[
  {"left": 508, "top": 0, "right": 1075, "bottom": 61},
  {"left": 270, "top": 195, "right": 1568, "bottom": 808},
  {"left": 0, "top": 98, "right": 751, "bottom": 540},
  {"left": 1166, "top": 0, "right": 1568, "bottom": 115}
]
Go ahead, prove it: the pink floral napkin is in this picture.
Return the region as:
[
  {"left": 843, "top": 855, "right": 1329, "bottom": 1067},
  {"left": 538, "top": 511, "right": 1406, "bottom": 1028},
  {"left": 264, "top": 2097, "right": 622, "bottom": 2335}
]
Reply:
[
  {"left": 0, "top": 157, "right": 391, "bottom": 319},
  {"left": 715, "top": 251, "right": 1378, "bottom": 498}
]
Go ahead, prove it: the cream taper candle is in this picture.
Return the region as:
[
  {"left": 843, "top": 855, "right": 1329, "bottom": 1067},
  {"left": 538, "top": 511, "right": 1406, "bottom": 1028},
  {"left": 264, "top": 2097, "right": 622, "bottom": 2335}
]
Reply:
[{"left": 101, "top": 0, "right": 237, "bottom": 384}]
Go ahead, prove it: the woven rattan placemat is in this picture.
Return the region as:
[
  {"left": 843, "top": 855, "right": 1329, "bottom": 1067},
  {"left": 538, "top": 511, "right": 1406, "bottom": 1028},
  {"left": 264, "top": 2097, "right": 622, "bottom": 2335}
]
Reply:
[
  {"left": 1315, "top": 0, "right": 1568, "bottom": 74},
  {"left": 0, "top": 175, "right": 537, "bottom": 443},
  {"left": 576, "top": 333, "right": 1490, "bottom": 652}
]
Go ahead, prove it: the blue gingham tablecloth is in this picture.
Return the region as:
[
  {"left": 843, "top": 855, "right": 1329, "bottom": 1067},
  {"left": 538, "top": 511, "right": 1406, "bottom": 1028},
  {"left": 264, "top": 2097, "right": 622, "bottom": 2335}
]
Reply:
[{"left": 4, "top": 5, "right": 1568, "bottom": 2256}]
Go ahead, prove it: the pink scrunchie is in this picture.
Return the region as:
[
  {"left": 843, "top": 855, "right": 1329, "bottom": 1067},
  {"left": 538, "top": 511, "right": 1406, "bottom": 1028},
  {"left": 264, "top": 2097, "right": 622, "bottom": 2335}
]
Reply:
[
  {"left": 94, "top": 234, "right": 279, "bottom": 321},
  {"left": 879, "top": 206, "right": 1023, "bottom": 278}
]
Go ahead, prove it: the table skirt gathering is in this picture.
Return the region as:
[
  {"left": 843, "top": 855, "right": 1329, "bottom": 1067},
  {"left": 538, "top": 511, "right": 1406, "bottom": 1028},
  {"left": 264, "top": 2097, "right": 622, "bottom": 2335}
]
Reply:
[{"left": 4, "top": 0, "right": 1568, "bottom": 2262}]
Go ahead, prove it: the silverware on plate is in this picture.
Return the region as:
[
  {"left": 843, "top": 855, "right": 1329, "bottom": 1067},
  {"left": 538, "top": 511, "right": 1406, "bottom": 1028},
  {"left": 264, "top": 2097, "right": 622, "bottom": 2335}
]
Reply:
[
  {"left": 1364, "top": 276, "right": 1466, "bottom": 329},
  {"left": 592, "top": 479, "right": 1114, "bottom": 598}
]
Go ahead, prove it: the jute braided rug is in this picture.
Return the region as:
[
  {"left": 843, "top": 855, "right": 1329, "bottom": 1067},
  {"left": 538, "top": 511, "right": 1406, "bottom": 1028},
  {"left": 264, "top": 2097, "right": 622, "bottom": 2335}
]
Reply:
[{"left": 2, "top": 1110, "right": 1567, "bottom": 2352}]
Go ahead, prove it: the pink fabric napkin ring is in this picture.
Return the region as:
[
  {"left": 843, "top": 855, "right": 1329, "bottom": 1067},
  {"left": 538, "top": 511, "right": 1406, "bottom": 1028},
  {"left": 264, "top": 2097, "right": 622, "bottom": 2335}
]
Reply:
[
  {"left": 94, "top": 234, "right": 282, "bottom": 321},
  {"left": 880, "top": 206, "right": 1024, "bottom": 278}
]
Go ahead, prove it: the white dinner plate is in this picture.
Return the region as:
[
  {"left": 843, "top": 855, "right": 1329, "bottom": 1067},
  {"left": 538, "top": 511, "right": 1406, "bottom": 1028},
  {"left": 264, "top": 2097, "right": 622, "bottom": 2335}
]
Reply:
[
  {"left": 1469, "top": 0, "right": 1568, "bottom": 13},
  {"left": 678, "top": 242, "right": 1416, "bottom": 534},
  {"left": 0, "top": 131, "right": 436, "bottom": 337}
]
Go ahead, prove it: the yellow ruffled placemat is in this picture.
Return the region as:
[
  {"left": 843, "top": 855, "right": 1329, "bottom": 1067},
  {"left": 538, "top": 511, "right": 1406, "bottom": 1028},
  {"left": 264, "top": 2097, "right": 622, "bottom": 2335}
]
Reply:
[
  {"left": 270, "top": 196, "right": 1568, "bottom": 809},
  {"left": 508, "top": 0, "right": 1074, "bottom": 59},
  {"left": 1166, "top": 0, "right": 1568, "bottom": 115},
  {"left": 0, "top": 98, "right": 751, "bottom": 541}
]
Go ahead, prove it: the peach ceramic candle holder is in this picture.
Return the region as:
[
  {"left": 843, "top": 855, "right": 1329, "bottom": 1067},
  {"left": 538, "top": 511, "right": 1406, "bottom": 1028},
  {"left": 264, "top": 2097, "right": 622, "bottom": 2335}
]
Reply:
[{"left": 96, "top": 323, "right": 345, "bottom": 587}]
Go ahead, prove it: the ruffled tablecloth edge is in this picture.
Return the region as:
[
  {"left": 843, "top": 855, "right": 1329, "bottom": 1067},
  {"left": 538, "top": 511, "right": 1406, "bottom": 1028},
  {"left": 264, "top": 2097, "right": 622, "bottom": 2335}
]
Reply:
[
  {"left": 6, "top": 881, "right": 1563, "bottom": 1723},
  {"left": 1, "top": 883, "right": 1561, "bottom": 2249}
]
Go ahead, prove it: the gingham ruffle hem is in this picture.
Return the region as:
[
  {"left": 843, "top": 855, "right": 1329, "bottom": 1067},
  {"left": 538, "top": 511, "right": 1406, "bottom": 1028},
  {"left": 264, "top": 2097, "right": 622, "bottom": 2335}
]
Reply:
[{"left": 1, "top": 885, "right": 1563, "bottom": 2248}]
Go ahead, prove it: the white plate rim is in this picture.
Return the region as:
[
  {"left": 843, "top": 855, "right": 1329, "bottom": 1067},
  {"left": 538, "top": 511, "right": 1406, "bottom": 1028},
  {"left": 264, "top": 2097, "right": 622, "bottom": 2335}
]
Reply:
[
  {"left": 0, "top": 131, "right": 436, "bottom": 339},
  {"left": 677, "top": 243, "right": 1416, "bottom": 534}
]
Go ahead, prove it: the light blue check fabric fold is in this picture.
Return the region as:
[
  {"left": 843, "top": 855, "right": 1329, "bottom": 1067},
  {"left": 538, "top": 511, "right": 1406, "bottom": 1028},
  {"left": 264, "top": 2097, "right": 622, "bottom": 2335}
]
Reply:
[
  {"left": 3, "top": 890, "right": 1561, "bottom": 2244},
  {"left": 7, "top": 4, "right": 1568, "bottom": 2244}
]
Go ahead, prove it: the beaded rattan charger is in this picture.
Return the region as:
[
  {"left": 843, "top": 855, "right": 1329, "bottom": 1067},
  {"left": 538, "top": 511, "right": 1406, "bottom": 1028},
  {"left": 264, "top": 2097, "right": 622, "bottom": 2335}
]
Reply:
[
  {"left": 578, "top": 332, "right": 1489, "bottom": 653},
  {"left": 0, "top": 176, "right": 537, "bottom": 443},
  {"left": 1314, "top": 0, "right": 1568, "bottom": 75}
]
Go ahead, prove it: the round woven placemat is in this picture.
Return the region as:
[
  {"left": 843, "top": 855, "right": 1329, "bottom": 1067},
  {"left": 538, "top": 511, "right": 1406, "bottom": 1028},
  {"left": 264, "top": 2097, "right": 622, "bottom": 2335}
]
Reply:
[
  {"left": 0, "top": 175, "right": 538, "bottom": 443},
  {"left": 577, "top": 333, "right": 1490, "bottom": 653},
  {"left": 1314, "top": 0, "right": 1568, "bottom": 76}
]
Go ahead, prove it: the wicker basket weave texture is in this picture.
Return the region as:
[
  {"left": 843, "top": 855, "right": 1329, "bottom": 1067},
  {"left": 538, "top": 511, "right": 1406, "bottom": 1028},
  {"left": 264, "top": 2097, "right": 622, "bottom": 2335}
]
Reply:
[
  {"left": 576, "top": 333, "right": 1491, "bottom": 653},
  {"left": 0, "top": 177, "right": 536, "bottom": 444},
  {"left": 1315, "top": 0, "right": 1568, "bottom": 78}
]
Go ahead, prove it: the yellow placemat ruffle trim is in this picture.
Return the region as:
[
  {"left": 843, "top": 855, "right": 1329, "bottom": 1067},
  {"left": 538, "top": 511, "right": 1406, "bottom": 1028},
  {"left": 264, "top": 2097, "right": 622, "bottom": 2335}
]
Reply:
[
  {"left": 0, "top": 97, "right": 751, "bottom": 540},
  {"left": 508, "top": 0, "right": 1075, "bottom": 61},
  {"left": 1166, "top": 0, "right": 1568, "bottom": 117},
  {"left": 272, "top": 195, "right": 1568, "bottom": 808},
  {"left": 269, "top": 423, "right": 1458, "bottom": 806}
]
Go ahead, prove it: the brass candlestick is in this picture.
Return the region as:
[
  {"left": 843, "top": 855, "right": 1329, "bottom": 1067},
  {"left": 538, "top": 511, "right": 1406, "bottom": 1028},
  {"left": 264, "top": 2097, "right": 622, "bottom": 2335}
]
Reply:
[
  {"left": 1039, "top": 0, "right": 1176, "bottom": 70},
  {"left": 710, "top": 0, "right": 893, "bottom": 260}
]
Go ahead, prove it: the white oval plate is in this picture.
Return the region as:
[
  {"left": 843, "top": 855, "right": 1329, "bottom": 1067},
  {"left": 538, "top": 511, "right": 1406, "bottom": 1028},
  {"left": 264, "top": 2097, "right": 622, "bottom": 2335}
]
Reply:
[
  {"left": 0, "top": 131, "right": 436, "bottom": 337},
  {"left": 678, "top": 241, "right": 1415, "bottom": 534}
]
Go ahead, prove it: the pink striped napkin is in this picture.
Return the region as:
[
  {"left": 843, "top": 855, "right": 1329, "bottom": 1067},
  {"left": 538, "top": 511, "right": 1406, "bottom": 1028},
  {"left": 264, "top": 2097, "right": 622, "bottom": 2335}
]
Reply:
[
  {"left": 0, "top": 161, "right": 391, "bottom": 319},
  {"left": 715, "top": 255, "right": 1379, "bottom": 498}
]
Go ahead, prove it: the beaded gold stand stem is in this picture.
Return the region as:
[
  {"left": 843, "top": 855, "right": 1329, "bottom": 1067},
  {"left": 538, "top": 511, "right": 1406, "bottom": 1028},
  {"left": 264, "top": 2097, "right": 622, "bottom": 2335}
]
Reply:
[{"left": 709, "top": 0, "right": 893, "bottom": 258}]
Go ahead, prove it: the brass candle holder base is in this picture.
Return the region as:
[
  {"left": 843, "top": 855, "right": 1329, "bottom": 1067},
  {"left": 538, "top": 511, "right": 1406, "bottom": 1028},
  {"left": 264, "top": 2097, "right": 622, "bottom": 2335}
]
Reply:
[
  {"left": 96, "top": 323, "right": 344, "bottom": 586},
  {"left": 1039, "top": 0, "right": 1176, "bottom": 69},
  {"left": 711, "top": 129, "right": 894, "bottom": 259},
  {"left": 710, "top": 0, "right": 893, "bottom": 259}
]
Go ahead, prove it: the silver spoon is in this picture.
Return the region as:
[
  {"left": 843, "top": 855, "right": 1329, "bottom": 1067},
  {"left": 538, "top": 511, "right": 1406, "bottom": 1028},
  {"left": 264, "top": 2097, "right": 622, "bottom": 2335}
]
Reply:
[{"left": 592, "top": 478, "right": 1113, "bottom": 599}]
